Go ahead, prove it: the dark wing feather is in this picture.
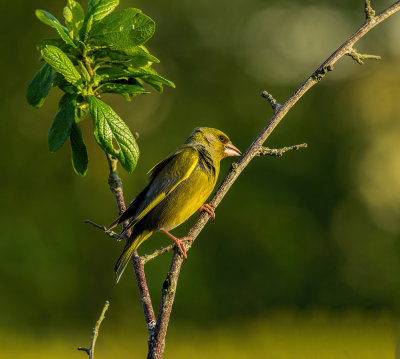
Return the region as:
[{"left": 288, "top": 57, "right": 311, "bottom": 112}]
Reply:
[{"left": 108, "top": 147, "right": 199, "bottom": 232}]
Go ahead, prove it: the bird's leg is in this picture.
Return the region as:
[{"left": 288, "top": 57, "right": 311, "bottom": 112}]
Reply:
[
  {"left": 199, "top": 203, "right": 215, "bottom": 220},
  {"left": 160, "top": 228, "right": 191, "bottom": 260}
]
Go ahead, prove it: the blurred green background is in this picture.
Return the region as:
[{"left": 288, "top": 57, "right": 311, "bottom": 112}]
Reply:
[{"left": 2, "top": 0, "right": 400, "bottom": 358}]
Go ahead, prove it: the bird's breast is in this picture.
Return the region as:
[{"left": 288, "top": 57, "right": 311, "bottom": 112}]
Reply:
[{"left": 142, "top": 167, "right": 217, "bottom": 232}]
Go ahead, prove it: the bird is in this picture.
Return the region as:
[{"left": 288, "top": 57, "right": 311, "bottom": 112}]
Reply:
[{"left": 109, "top": 127, "right": 241, "bottom": 282}]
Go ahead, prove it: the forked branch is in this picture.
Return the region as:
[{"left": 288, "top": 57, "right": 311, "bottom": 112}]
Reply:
[
  {"left": 78, "top": 301, "right": 110, "bottom": 359},
  {"left": 347, "top": 48, "right": 381, "bottom": 64}
]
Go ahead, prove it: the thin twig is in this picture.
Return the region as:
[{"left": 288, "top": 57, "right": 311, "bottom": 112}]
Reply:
[
  {"left": 141, "top": 244, "right": 175, "bottom": 264},
  {"left": 78, "top": 301, "right": 110, "bottom": 359},
  {"left": 84, "top": 219, "right": 121, "bottom": 240},
  {"left": 85, "top": 218, "right": 175, "bottom": 263},
  {"left": 147, "top": 2, "right": 400, "bottom": 358},
  {"left": 347, "top": 48, "right": 381, "bottom": 64},
  {"left": 261, "top": 90, "right": 281, "bottom": 112},
  {"left": 365, "top": 0, "right": 376, "bottom": 20},
  {"left": 105, "top": 154, "right": 157, "bottom": 337},
  {"left": 257, "top": 143, "right": 308, "bottom": 157}
]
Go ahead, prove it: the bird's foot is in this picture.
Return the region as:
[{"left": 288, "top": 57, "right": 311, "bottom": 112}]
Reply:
[
  {"left": 160, "top": 228, "right": 191, "bottom": 260},
  {"left": 173, "top": 237, "right": 192, "bottom": 260},
  {"left": 200, "top": 203, "right": 215, "bottom": 220}
]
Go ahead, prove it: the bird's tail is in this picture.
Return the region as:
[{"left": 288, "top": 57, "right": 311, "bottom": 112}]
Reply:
[{"left": 115, "top": 230, "right": 152, "bottom": 283}]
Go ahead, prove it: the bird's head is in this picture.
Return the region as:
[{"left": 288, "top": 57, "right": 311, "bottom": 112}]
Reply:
[{"left": 187, "top": 127, "right": 241, "bottom": 160}]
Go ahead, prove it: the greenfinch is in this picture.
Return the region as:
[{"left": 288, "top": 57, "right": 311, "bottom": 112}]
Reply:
[{"left": 109, "top": 127, "right": 241, "bottom": 282}]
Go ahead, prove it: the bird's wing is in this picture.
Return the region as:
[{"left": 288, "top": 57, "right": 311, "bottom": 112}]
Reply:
[{"left": 109, "top": 147, "right": 199, "bottom": 231}]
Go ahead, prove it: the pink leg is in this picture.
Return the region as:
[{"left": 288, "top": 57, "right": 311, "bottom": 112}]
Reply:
[
  {"left": 160, "top": 228, "right": 191, "bottom": 259},
  {"left": 200, "top": 203, "right": 215, "bottom": 220}
]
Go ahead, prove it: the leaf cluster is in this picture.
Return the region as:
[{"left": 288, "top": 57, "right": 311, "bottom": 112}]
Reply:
[{"left": 27, "top": 0, "right": 175, "bottom": 175}]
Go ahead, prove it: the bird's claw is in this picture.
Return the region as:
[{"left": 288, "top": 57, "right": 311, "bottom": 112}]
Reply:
[
  {"left": 160, "top": 228, "right": 190, "bottom": 260},
  {"left": 200, "top": 203, "right": 215, "bottom": 220},
  {"left": 173, "top": 237, "right": 191, "bottom": 260}
]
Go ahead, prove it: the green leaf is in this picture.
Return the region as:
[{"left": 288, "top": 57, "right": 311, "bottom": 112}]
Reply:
[
  {"left": 100, "top": 82, "right": 149, "bottom": 100},
  {"left": 41, "top": 45, "right": 82, "bottom": 87},
  {"left": 134, "top": 69, "right": 175, "bottom": 89},
  {"left": 95, "top": 66, "right": 132, "bottom": 83},
  {"left": 80, "top": 14, "right": 93, "bottom": 42},
  {"left": 93, "top": 46, "right": 159, "bottom": 69},
  {"left": 138, "top": 77, "right": 164, "bottom": 93},
  {"left": 80, "top": 0, "right": 118, "bottom": 39},
  {"left": 48, "top": 94, "right": 77, "bottom": 152},
  {"left": 70, "top": 122, "right": 88, "bottom": 176},
  {"left": 96, "top": 66, "right": 126, "bottom": 78},
  {"left": 75, "top": 99, "right": 90, "bottom": 122},
  {"left": 89, "top": 8, "right": 155, "bottom": 51},
  {"left": 87, "top": 0, "right": 119, "bottom": 22},
  {"left": 99, "top": 68, "right": 175, "bottom": 90},
  {"left": 88, "top": 96, "right": 139, "bottom": 172},
  {"left": 100, "top": 83, "right": 148, "bottom": 96},
  {"left": 53, "top": 73, "right": 76, "bottom": 94},
  {"left": 124, "top": 45, "right": 159, "bottom": 68},
  {"left": 63, "top": 0, "right": 85, "bottom": 38},
  {"left": 26, "top": 63, "right": 56, "bottom": 108},
  {"left": 35, "top": 9, "right": 77, "bottom": 48}
]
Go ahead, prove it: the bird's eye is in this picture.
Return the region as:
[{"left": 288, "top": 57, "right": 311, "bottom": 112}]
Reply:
[{"left": 218, "top": 135, "right": 226, "bottom": 142}]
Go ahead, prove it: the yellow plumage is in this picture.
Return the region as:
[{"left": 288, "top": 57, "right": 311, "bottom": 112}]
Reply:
[{"left": 109, "top": 127, "right": 241, "bottom": 282}]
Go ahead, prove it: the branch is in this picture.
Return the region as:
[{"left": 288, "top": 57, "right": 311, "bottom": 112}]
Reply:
[
  {"left": 84, "top": 219, "right": 121, "bottom": 240},
  {"left": 105, "top": 154, "right": 157, "bottom": 336},
  {"left": 346, "top": 48, "right": 381, "bottom": 64},
  {"left": 257, "top": 143, "right": 307, "bottom": 157},
  {"left": 78, "top": 301, "right": 109, "bottom": 359},
  {"left": 141, "top": 244, "right": 175, "bottom": 264},
  {"left": 147, "top": 2, "right": 400, "bottom": 358},
  {"left": 365, "top": 0, "right": 376, "bottom": 20},
  {"left": 261, "top": 90, "right": 281, "bottom": 112}
]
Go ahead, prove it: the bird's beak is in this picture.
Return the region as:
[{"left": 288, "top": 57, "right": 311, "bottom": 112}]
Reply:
[{"left": 224, "top": 142, "right": 242, "bottom": 157}]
